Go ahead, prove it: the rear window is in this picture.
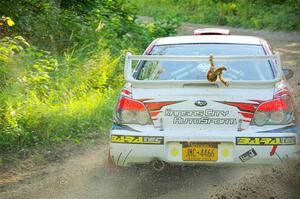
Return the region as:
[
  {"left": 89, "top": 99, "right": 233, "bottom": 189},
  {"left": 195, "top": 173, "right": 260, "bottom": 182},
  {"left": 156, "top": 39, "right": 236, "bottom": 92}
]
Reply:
[{"left": 136, "top": 44, "right": 275, "bottom": 81}]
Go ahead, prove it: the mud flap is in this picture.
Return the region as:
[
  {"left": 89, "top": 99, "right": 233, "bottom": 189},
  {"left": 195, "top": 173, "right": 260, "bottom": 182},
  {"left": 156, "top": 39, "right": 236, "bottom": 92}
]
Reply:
[{"left": 107, "top": 150, "right": 117, "bottom": 175}]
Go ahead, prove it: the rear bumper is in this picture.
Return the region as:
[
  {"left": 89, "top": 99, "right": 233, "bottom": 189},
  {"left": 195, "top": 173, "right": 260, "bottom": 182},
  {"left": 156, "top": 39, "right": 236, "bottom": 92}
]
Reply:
[{"left": 109, "top": 125, "right": 299, "bottom": 167}]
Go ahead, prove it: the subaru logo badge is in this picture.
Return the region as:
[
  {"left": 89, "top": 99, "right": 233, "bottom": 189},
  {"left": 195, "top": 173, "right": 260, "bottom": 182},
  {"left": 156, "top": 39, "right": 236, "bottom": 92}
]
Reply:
[{"left": 194, "top": 100, "right": 207, "bottom": 107}]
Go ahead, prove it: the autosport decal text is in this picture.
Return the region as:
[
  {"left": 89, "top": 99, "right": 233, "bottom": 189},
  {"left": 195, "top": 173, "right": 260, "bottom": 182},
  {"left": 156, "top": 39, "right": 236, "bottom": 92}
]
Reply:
[
  {"left": 111, "top": 135, "right": 164, "bottom": 145},
  {"left": 165, "top": 109, "right": 237, "bottom": 125},
  {"left": 236, "top": 137, "right": 296, "bottom": 145}
]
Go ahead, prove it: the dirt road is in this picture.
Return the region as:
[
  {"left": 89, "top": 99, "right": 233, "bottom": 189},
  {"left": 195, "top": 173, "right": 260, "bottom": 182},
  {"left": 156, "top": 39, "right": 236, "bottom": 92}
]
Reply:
[{"left": 1, "top": 24, "right": 300, "bottom": 199}]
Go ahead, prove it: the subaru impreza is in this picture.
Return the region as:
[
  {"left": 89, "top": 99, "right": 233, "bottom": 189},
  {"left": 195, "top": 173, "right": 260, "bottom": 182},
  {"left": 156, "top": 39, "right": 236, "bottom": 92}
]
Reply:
[{"left": 109, "top": 28, "right": 298, "bottom": 171}]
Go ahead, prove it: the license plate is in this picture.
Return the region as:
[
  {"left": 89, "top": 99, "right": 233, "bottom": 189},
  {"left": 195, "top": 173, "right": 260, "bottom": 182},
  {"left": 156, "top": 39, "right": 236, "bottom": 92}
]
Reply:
[{"left": 182, "top": 142, "right": 218, "bottom": 161}]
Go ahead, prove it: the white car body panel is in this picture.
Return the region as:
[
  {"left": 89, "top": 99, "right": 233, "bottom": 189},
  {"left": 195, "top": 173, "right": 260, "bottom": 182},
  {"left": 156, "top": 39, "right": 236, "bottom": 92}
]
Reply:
[
  {"left": 155, "top": 35, "right": 262, "bottom": 45},
  {"left": 109, "top": 34, "right": 299, "bottom": 167},
  {"left": 110, "top": 129, "right": 297, "bottom": 166}
]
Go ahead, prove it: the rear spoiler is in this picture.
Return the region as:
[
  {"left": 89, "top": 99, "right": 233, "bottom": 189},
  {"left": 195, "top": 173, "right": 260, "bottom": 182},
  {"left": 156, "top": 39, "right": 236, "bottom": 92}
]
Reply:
[{"left": 124, "top": 53, "right": 282, "bottom": 87}]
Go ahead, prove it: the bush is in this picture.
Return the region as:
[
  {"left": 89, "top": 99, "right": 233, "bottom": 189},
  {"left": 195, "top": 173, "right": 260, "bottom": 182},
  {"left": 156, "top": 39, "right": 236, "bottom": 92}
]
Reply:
[
  {"left": 131, "top": 0, "right": 300, "bottom": 32},
  {"left": 0, "top": 1, "right": 180, "bottom": 153},
  {"left": 0, "top": 36, "right": 120, "bottom": 152}
]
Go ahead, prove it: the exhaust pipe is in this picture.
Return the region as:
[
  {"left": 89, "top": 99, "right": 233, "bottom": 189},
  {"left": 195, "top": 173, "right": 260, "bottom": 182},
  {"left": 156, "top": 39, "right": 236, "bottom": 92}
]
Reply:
[{"left": 151, "top": 160, "right": 166, "bottom": 172}]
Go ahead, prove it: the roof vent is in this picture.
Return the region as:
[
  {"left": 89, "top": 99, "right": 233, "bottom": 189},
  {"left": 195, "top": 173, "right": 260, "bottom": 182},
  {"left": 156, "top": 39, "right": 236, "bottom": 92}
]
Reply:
[{"left": 193, "top": 28, "right": 231, "bottom": 35}]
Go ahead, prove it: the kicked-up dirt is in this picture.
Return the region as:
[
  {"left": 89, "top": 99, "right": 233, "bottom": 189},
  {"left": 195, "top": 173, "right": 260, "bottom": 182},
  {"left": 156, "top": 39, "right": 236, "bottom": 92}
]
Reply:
[{"left": 0, "top": 22, "right": 299, "bottom": 199}]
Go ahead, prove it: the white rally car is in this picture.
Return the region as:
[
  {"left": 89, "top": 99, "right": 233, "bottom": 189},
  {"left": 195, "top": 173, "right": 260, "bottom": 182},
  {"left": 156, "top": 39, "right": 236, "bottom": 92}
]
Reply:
[{"left": 109, "top": 28, "right": 299, "bottom": 171}]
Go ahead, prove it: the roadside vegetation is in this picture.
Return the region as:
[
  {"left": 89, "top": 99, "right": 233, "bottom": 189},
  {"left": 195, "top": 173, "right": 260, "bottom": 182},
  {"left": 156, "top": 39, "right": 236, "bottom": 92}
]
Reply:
[
  {"left": 0, "top": 0, "right": 179, "bottom": 165},
  {"left": 132, "top": 0, "right": 300, "bottom": 32}
]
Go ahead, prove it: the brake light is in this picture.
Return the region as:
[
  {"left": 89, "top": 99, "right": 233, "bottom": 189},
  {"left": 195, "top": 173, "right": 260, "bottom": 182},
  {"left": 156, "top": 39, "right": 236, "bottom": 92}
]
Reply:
[
  {"left": 256, "top": 98, "right": 288, "bottom": 112},
  {"left": 252, "top": 96, "right": 294, "bottom": 126},
  {"left": 115, "top": 97, "right": 151, "bottom": 125},
  {"left": 119, "top": 97, "right": 145, "bottom": 111}
]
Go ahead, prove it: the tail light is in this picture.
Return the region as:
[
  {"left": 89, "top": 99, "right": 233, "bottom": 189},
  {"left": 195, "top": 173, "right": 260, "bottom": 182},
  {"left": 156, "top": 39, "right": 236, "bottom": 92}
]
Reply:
[
  {"left": 252, "top": 96, "right": 294, "bottom": 126},
  {"left": 114, "top": 84, "right": 152, "bottom": 125}
]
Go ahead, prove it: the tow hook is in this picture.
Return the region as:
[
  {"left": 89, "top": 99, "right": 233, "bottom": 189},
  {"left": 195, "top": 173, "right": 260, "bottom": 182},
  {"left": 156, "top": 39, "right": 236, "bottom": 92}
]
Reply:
[{"left": 151, "top": 160, "right": 166, "bottom": 172}]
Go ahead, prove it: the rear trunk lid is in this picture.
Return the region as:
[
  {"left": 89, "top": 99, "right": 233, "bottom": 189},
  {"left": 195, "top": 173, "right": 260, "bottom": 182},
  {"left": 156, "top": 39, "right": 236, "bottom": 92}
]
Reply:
[{"left": 132, "top": 85, "right": 274, "bottom": 131}]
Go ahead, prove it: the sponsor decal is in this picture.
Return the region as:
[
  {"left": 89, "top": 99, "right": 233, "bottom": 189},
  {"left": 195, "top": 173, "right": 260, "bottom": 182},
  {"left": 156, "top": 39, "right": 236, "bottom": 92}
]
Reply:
[
  {"left": 216, "top": 101, "right": 260, "bottom": 113},
  {"left": 143, "top": 101, "right": 184, "bottom": 111},
  {"left": 239, "top": 148, "right": 257, "bottom": 162},
  {"left": 111, "top": 135, "right": 164, "bottom": 145},
  {"left": 165, "top": 108, "right": 237, "bottom": 125},
  {"left": 236, "top": 137, "right": 296, "bottom": 145},
  {"left": 165, "top": 109, "right": 229, "bottom": 117}
]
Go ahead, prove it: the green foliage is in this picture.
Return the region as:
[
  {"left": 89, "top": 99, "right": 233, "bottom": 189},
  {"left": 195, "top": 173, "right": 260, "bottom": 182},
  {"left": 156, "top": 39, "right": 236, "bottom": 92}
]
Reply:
[
  {"left": 131, "top": 0, "right": 300, "bottom": 32},
  {"left": 152, "top": 16, "right": 180, "bottom": 36},
  {"left": 0, "top": 1, "right": 179, "bottom": 153},
  {"left": 0, "top": 36, "right": 120, "bottom": 152},
  {"left": 0, "top": 0, "right": 180, "bottom": 53}
]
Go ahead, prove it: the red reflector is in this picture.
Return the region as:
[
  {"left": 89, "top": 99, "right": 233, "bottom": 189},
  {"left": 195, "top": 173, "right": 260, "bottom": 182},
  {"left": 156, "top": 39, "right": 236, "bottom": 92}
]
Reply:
[
  {"left": 118, "top": 97, "right": 146, "bottom": 111},
  {"left": 257, "top": 98, "right": 288, "bottom": 112}
]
